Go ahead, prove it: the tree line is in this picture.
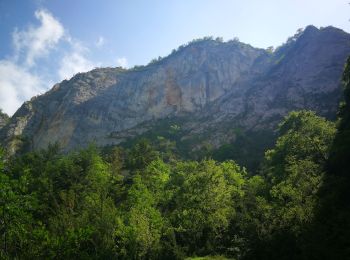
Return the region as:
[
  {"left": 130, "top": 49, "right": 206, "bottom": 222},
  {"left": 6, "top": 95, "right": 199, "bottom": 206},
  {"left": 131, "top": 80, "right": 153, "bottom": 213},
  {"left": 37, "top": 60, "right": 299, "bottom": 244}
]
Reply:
[{"left": 0, "top": 57, "right": 349, "bottom": 259}]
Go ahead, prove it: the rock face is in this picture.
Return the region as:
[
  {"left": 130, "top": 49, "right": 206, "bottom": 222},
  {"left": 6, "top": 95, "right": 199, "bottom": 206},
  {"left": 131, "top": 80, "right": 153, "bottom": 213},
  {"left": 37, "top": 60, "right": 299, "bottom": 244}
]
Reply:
[{"left": 1, "top": 26, "right": 350, "bottom": 157}]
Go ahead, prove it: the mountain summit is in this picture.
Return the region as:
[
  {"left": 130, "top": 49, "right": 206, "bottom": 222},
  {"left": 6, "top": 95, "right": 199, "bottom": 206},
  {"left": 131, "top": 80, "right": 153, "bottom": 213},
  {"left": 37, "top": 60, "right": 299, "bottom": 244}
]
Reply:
[{"left": 1, "top": 26, "right": 350, "bottom": 167}]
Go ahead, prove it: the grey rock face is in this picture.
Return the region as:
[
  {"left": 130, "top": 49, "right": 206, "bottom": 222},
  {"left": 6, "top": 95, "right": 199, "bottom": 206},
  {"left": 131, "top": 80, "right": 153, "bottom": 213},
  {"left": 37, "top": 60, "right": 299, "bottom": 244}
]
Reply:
[{"left": 1, "top": 26, "right": 350, "bottom": 154}]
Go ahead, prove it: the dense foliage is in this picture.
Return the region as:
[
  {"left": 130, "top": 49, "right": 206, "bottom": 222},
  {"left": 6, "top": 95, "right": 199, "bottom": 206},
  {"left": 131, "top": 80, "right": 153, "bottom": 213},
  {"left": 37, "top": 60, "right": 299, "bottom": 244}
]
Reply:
[
  {"left": 0, "top": 110, "right": 336, "bottom": 259},
  {"left": 0, "top": 58, "right": 349, "bottom": 259},
  {"left": 300, "top": 56, "right": 350, "bottom": 259}
]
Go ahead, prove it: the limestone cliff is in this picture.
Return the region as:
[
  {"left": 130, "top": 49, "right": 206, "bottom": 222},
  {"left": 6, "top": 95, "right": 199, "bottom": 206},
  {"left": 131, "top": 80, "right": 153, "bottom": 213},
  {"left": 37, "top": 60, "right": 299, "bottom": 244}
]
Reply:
[{"left": 1, "top": 26, "right": 350, "bottom": 160}]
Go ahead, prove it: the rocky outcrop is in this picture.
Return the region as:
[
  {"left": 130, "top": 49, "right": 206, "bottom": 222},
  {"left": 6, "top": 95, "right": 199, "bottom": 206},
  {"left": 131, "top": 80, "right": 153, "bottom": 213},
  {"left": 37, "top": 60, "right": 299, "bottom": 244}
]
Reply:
[
  {"left": 187, "top": 26, "right": 350, "bottom": 138},
  {"left": 1, "top": 26, "right": 350, "bottom": 157}
]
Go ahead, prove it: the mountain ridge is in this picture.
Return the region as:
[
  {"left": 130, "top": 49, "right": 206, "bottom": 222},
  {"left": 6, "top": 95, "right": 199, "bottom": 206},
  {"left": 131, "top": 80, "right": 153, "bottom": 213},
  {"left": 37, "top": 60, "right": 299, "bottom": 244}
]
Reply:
[{"left": 1, "top": 25, "right": 350, "bottom": 166}]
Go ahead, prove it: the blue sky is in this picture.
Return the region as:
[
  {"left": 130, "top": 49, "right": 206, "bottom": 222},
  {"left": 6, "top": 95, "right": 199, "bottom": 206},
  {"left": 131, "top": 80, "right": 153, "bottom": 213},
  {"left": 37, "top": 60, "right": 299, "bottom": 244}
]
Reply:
[{"left": 0, "top": 0, "right": 349, "bottom": 115}]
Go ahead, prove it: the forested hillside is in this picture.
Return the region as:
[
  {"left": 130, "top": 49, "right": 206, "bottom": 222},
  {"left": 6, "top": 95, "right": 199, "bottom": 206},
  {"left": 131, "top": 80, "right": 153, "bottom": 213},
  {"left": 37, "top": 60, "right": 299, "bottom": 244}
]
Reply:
[
  {"left": 1, "top": 58, "right": 349, "bottom": 259},
  {"left": 2, "top": 26, "right": 350, "bottom": 174}
]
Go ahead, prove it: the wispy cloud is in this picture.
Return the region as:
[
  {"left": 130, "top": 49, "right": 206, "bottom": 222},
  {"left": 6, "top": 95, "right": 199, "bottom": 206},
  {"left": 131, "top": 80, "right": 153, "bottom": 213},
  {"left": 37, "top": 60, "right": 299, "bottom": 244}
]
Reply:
[
  {"left": 12, "top": 9, "right": 64, "bottom": 67},
  {"left": 58, "top": 40, "right": 96, "bottom": 80},
  {"left": 0, "top": 9, "right": 97, "bottom": 116},
  {"left": 116, "top": 57, "right": 128, "bottom": 68},
  {"left": 0, "top": 61, "right": 46, "bottom": 115},
  {"left": 95, "top": 36, "right": 105, "bottom": 48}
]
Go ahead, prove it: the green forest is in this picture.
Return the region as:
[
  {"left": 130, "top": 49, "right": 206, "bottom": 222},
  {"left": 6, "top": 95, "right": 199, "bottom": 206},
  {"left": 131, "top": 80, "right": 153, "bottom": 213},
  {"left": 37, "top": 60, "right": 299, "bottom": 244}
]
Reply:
[{"left": 1, "top": 57, "right": 350, "bottom": 259}]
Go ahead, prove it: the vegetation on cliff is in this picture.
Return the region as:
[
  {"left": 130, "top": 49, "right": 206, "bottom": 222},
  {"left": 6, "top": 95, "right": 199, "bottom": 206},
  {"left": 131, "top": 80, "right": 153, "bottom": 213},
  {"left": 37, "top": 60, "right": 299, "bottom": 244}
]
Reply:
[
  {"left": 1, "top": 57, "right": 349, "bottom": 259},
  {"left": 1, "top": 43, "right": 349, "bottom": 260}
]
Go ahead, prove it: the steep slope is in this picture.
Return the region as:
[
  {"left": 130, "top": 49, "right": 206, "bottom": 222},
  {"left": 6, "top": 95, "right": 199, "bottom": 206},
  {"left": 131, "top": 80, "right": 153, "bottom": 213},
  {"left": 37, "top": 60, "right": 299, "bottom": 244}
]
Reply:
[
  {"left": 1, "top": 26, "right": 350, "bottom": 163},
  {"left": 1, "top": 39, "right": 265, "bottom": 153},
  {"left": 185, "top": 26, "right": 350, "bottom": 140}
]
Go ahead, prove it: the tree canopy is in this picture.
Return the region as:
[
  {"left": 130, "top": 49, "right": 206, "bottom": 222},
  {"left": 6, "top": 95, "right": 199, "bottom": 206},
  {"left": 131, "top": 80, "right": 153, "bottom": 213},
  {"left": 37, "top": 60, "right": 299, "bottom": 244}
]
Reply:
[{"left": 1, "top": 58, "right": 350, "bottom": 259}]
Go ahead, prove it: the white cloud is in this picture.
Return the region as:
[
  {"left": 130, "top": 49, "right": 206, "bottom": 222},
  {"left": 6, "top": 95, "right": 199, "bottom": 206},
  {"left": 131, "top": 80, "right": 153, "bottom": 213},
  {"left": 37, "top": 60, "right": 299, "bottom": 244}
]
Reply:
[
  {"left": 116, "top": 57, "right": 128, "bottom": 68},
  {"left": 58, "top": 49, "right": 96, "bottom": 80},
  {"left": 13, "top": 9, "right": 64, "bottom": 67},
  {"left": 58, "top": 38, "right": 97, "bottom": 80},
  {"left": 96, "top": 36, "right": 105, "bottom": 47},
  {"left": 0, "top": 9, "right": 98, "bottom": 116},
  {"left": 0, "top": 61, "right": 46, "bottom": 115}
]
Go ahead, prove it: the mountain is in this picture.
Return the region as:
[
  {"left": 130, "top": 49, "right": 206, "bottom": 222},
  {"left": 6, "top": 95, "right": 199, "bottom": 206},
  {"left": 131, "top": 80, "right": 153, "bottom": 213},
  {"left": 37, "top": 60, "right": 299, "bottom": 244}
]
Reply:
[{"left": 1, "top": 25, "right": 350, "bottom": 169}]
